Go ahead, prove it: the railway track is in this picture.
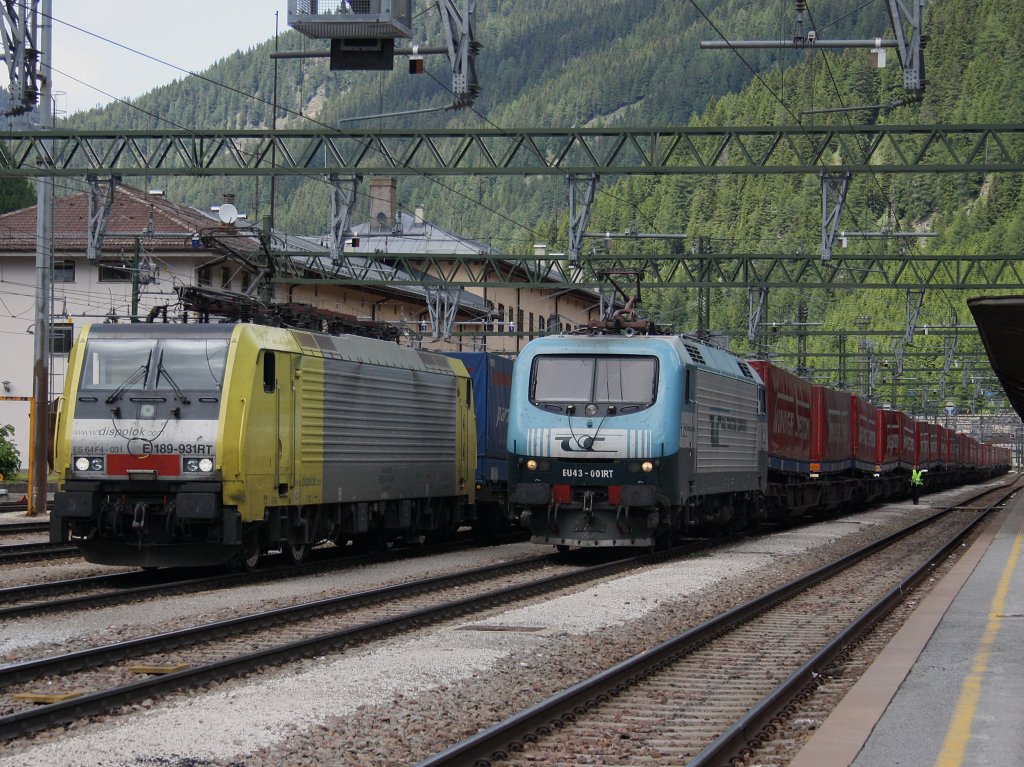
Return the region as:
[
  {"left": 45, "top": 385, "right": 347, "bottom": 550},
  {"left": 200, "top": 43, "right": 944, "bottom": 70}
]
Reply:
[
  {"left": 0, "top": 500, "right": 50, "bottom": 515},
  {"left": 0, "top": 520, "right": 49, "bottom": 537},
  {"left": 0, "top": 540, "right": 725, "bottom": 740},
  {"left": 416, "top": 482, "right": 1019, "bottom": 767},
  {"left": 0, "top": 540, "right": 76, "bottom": 564},
  {"left": 0, "top": 531, "right": 530, "bottom": 619}
]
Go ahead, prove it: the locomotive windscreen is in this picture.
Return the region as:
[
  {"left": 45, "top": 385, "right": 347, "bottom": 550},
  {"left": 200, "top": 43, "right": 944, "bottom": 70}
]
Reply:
[
  {"left": 80, "top": 337, "right": 229, "bottom": 393},
  {"left": 530, "top": 356, "right": 657, "bottom": 405}
]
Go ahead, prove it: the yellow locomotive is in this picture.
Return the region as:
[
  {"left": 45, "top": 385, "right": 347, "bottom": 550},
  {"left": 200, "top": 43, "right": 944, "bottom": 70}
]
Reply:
[{"left": 51, "top": 323, "right": 476, "bottom": 568}]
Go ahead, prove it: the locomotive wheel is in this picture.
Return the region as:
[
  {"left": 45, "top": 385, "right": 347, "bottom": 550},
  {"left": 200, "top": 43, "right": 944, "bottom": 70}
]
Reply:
[
  {"left": 284, "top": 543, "right": 309, "bottom": 565},
  {"left": 232, "top": 535, "right": 261, "bottom": 572}
]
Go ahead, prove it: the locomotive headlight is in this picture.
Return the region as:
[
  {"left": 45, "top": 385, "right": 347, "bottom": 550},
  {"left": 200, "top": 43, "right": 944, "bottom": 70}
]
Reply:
[
  {"left": 585, "top": 403, "right": 598, "bottom": 416},
  {"left": 183, "top": 457, "right": 215, "bottom": 473},
  {"left": 525, "top": 459, "right": 538, "bottom": 471},
  {"left": 75, "top": 457, "right": 90, "bottom": 472},
  {"left": 641, "top": 460, "right": 655, "bottom": 473},
  {"left": 74, "top": 456, "right": 104, "bottom": 472}
]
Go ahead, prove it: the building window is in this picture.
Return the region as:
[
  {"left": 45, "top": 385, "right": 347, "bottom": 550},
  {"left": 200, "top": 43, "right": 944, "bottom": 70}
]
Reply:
[
  {"left": 220, "top": 267, "right": 232, "bottom": 290},
  {"left": 495, "top": 303, "right": 504, "bottom": 333},
  {"left": 50, "top": 322, "right": 74, "bottom": 355},
  {"left": 98, "top": 261, "right": 131, "bottom": 282},
  {"left": 53, "top": 260, "right": 76, "bottom": 283}
]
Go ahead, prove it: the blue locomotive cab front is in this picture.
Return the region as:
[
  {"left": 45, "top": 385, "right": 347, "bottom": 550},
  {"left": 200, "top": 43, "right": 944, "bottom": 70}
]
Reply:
[
  {"left": 51, "top": 325, "right": 233, "bottom": 567},
  {"left": 508, "top": 337, "right": 680, "bottom": 548}
]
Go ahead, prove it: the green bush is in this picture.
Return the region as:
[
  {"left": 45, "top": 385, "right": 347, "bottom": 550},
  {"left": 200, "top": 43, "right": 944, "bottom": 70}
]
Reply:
[{"left": 0, "top": 424, "right": 21, "bottom": 479}]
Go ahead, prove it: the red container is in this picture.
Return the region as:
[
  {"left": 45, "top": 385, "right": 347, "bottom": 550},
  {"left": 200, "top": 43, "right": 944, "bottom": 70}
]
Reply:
[
  {"left": 875, "top": 409, "right": 902, "bottom": 472},
  {"left": 914, "top": 421, "right": 927, "bottom": 467},
  {"left": 935, "top": 426, "right": 950, "bottom": 466},
  {"left": 915, "top": 421, "right": 935, "bottom": 468},
  {"left": 810, "top": 385, "right": 852, "bottom": 470},
  {"left": 850, "top": 395, "right": 877, "bottom": 471},
  {"left": 748, "top": 361, "right": 813, "bottom": 462},
  {"left": 896, "top": 412, "right": 917, "bottom": 468}
]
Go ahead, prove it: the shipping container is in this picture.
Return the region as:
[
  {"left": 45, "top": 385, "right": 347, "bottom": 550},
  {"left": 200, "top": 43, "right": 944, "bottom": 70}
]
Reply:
[
  {"left": 443, "top": 352, "right": 512, "bottom": 488},
  {"left": 896, "top": 412, "right": 917, "bottom": 468},
  {"left": 875, "top": 409, "right": 902, "bottom": 473},
  {"left": 810, "top": 385, "right": 853, "bottom": 473},
  {"left": 850, "top": 394, "right": 878, "bottom": 472},
  {"left": 748, "top": 361, "right": 813, "bottom": 470}
]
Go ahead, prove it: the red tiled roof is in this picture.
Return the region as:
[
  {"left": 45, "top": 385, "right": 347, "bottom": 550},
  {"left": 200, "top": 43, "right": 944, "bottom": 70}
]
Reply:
[{"left": 0, "top": 184, "right": 221, "bottom": 254}]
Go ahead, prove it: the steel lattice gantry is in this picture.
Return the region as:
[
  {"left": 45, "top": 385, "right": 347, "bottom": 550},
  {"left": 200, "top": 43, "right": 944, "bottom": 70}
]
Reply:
[
  {"left": 1, "top": 124, "right": 1023, "bottom": 176},
  {"left": 276, "top": 251, "right": 1024, "bottom": 290}
]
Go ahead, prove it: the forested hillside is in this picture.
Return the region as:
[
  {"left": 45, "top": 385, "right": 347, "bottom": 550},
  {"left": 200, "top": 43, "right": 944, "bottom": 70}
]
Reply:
[
  {"left": 590, "top": 0, "right": 1024, "bottom": 414},
  {"left": 61, "top": 0, "right": 1024, "bottom": 412},
  {"left": 65, "top": 0, "right": 885, "bottom": 239}
]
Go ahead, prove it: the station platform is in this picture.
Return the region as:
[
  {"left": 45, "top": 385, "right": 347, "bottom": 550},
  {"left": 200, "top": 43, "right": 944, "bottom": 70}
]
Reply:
[{"left": 791, "top": 486, "right": 1024, "bottom": 767}]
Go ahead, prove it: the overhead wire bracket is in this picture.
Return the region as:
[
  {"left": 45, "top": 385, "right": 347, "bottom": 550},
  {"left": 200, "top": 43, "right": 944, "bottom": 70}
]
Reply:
[
  {"left": 86, "top": 175, "right": 121, "bottom": 262},
  {"left": 567, "top": 174, "right": 598, "bottom": 264},
  {"left": 821, "top": 171, "right": 851, "bottom": 261},
  {"left": 1, "top": 0, "right": 40, "bottom": 115}
]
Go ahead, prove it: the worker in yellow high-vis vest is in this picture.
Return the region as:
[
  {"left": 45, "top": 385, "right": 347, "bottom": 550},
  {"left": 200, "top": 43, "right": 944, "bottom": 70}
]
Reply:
[{"left": 910, "top": 467, "right": 924, "bottom": 505}]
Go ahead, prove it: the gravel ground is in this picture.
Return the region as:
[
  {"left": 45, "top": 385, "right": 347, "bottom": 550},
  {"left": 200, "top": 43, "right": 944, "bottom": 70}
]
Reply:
[
  {"left": 0, "top": 542, "right": 544, "bottom": 660},
  {"left": 0, "top": 483, "right": 1003, "bottom": 767},
  {"left": 0, "top": 512, "right": 126, "bottom": 588}
]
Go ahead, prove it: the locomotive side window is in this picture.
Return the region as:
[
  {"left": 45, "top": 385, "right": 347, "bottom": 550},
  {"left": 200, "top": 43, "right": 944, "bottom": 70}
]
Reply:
[
  {"left": 531, "top": 355, "right": 658, "bottom": 411},
  {"left": 80, "top": 340, "right": 153, "bottom": 391},
  {"left": 156, "top": 340, "right": 229, "bottom": 391},
  {"left": 263, "top": 352, "right": 277, "bottom": 393}
]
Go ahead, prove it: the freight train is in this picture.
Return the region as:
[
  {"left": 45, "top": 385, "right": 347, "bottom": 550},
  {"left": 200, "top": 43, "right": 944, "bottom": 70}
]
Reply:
[
  {"left": 50, "top": 323, "right": 485, "bottom": 568},
  {"left": 51, "top": 323, "right": 1008, "bottom": 567},
  {"left": 507, "top": 333, "right": 1010, "bottom": 550}
]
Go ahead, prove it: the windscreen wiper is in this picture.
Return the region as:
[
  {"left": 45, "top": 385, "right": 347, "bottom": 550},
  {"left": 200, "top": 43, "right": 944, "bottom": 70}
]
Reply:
[
  {"left": 157, "top": 363, "right": 191, "bottom": 404},
  {"left": 105, "top": 365, "right": 149, "bottom": 404}
]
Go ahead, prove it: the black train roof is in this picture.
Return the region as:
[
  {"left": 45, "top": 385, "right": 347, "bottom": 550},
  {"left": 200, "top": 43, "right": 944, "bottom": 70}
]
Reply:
[{"left": 967, "top": 296, "right": 1024, "bottom": 423}]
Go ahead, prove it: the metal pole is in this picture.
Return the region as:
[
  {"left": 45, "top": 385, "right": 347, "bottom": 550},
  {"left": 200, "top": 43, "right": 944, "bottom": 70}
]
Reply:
[
  {"left": 132, "top": 237, "right": 140, "bottom": 320},
  {"left": 29, "top": 0, "right": 52, "bottom": 518}
]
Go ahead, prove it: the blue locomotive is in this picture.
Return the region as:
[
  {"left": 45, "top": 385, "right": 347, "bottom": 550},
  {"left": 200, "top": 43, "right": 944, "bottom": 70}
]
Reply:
[{"left": 507, "top": 334, "right": 767, "bottom": 548}]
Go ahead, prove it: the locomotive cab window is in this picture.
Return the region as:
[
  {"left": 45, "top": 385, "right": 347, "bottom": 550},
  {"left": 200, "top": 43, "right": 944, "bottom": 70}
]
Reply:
[
  {"left": 80, "top": 337, "right": 230, "bottom": 395},
  {"left": 530, "top": 355, "right": 657, "bottom": 414},
  {"left": 155, "top": 339, "right": 229, "bottom": 392},
  {"left": 80, "top": 340, "right": 153, "bottom": 391}
]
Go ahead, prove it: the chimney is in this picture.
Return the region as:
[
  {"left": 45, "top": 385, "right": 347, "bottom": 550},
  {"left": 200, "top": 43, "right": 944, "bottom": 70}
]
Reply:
[{"left": 369, "top": 177, "right": 398, "bottom": 232}]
